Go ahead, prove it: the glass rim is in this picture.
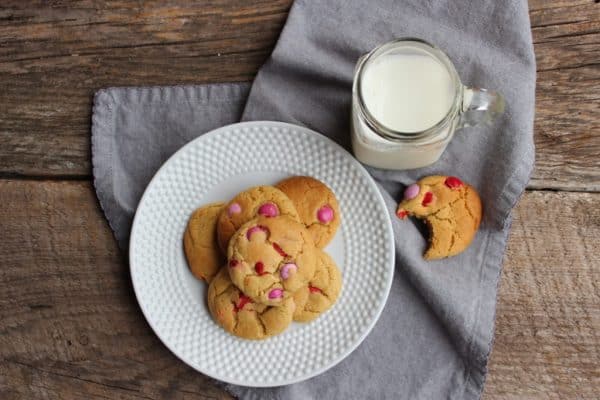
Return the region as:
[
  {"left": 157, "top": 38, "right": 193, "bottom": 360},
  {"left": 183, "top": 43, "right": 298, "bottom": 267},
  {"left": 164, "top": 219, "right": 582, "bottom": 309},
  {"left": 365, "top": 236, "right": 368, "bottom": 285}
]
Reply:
[{"left": 354, "top": 38, "right": 462, "bottom": 142}]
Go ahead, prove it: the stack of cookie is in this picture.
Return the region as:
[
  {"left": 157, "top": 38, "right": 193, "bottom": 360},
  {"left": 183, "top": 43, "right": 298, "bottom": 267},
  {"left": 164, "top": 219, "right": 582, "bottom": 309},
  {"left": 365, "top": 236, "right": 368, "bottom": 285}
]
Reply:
[{"left": 183, "top": 176, "right": 343, "bottom": 340}]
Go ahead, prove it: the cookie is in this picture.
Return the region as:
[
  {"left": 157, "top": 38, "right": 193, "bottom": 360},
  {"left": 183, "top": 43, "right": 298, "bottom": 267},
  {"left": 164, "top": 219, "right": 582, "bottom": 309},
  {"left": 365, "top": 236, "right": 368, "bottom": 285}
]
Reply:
[
  {"left": 396, "top": 175, "right": 482, "bottom": 260},
  {"left": 217, "top": 186, "right": 300, "bottom": 252},
  {"left": 183, "top": 202, "right": 225, "bottom": 282},
  {"left": 227, "top": 215, "right": 317, "bottom": 306},
  {"left": 276, "top": 176, "right": 341, "bottom": 248},
  {"left": 207, "top": 268, "right": 295, "bottom": 340},
  {"left": 293, "top": 249, "right": 342, "bottom": 322}
]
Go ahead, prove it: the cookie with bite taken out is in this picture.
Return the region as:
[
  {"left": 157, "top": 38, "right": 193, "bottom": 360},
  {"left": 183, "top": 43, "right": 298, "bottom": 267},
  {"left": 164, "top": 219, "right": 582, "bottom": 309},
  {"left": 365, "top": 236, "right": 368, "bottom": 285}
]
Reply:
[{"left": 396, "top": 175, "right": 482, "bottom": 260}]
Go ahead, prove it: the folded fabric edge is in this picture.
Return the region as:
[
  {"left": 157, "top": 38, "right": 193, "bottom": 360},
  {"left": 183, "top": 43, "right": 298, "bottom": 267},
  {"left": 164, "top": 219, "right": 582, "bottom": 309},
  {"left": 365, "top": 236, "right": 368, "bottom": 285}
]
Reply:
[
  {"left": 91, "top": 89, "right": 128, "bottom": 249},
  {"left": 90, "top": 83, "right": 252, "bottom": 252},
  {"left": 461, "top": 222, "right": 511, "bottom": 400},
  {"left": 466, "top": 153, "right": 535, "bottom": 399}
]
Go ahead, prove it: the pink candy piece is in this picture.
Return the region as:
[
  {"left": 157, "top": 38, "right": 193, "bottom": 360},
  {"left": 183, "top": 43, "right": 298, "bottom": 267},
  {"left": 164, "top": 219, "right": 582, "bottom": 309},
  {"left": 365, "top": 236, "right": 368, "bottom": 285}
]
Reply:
[
  {"left": 404, "top": 184, "right": 420, "bottom": 200},
  {"left": 258, "top": 202, "right": 279, "bottom": 217},
  {"left": 228, "top": 202, "right": 242, "bottom": 216},
  {"left": 246, "top": 225, "right": 268, "bottom": 240},
  {"left": 268, "top": 288, "right": 283, "bottom": 299},
  {"left": 317, "top": 205, "right": 334, "bottom": 223},
  {"left": 280, "top": 263, "right": 297, "bottom": 280}
]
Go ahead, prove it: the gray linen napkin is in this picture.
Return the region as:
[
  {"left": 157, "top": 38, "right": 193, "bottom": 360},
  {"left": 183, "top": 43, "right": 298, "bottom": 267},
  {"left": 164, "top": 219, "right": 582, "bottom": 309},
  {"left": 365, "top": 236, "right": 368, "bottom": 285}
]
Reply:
[{"left": 92, "top": 0, "right": 535, "bottom": 398}]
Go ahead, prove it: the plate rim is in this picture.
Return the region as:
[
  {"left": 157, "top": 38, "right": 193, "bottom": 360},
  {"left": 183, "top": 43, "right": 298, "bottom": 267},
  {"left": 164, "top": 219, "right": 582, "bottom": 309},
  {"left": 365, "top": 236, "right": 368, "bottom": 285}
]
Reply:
[{"left": 129, "top": 120, "right": 395, "bottom": 387}]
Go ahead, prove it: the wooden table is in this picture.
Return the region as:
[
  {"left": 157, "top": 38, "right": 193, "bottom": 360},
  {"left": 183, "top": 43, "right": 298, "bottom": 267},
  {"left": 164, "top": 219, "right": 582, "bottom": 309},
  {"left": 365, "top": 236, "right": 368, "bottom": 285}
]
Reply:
[{"left": 1, "top": 1, "right": 598, "bottom": 398}]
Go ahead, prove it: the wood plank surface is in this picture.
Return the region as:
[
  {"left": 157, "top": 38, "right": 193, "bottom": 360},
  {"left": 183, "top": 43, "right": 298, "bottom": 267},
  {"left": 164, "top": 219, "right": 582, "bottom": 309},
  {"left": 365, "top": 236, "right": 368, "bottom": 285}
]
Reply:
[
  {"left": 528, "top": 0, "right": 600, "bottom": 191},
  {"left": 0, "top": 1, "right": 598, "bottom": 191},
  {"left": 1, "top": 181, "right": 598, "bottom": 399},
  {"left": 0, "top": 180, "right": 233, "bottom": 400},
  {"left": 483, "top": 190, "right": 600, "bottom": 399},
  {"left": 0, "top": 0, "right": 292, "bottom": 179}
]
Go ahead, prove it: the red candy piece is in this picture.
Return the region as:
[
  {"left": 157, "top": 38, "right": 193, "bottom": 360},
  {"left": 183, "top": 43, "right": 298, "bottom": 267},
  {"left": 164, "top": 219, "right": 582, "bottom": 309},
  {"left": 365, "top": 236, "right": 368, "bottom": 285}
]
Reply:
[
  {"left": 229, "top": 260, "right": 239, "bottom": 268},
  {"left": 309, "top": 286, "right": 322, "bottom": 294},
  {"left": 255, "top": 262, "right": 265, "bottom": 275},
  {"left": 234, "top": 295, "right": 251, "bottom": 312},
  {"left": 422, "top": 192, "right": 434, "bottom": 206},
  {"left": 444, "top": 176, "right": 464, "bottom": 190},
  {"left": 397, "top": 209, "right": 409, "bottom": 219},
  {"left": 273, "top": 243, "right": 288, "bottom": 257}
]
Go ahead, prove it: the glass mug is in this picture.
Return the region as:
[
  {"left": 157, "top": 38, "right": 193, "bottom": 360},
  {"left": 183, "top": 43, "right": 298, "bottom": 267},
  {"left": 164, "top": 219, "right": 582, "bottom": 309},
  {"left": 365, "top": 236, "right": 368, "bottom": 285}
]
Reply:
[{"left": 351, "top": 38, "right": 505, "bottom": 170}]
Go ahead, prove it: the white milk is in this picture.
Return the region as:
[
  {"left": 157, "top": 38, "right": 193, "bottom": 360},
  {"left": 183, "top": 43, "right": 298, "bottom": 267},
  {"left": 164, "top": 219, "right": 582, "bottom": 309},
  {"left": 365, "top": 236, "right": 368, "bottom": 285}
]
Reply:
[
  {"left": 360, "top": 53, "right": 455, "bottom": 133},
  {"left": 351, "top": 45, "right": 460, "bottom": 170}
]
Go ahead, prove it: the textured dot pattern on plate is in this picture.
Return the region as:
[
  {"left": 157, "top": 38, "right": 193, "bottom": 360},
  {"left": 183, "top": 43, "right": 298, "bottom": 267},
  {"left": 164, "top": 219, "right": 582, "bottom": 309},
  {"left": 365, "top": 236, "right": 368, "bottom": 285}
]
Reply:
[{"left": 129, "top": 122, "right": 394, "bottom": 387}]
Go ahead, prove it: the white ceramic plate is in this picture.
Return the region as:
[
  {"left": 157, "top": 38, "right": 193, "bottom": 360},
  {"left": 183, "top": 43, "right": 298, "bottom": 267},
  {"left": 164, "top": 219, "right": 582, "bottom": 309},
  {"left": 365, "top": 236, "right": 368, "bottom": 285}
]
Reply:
[{"left": 129, "top": 121, "right": 395, "bottom": 387}]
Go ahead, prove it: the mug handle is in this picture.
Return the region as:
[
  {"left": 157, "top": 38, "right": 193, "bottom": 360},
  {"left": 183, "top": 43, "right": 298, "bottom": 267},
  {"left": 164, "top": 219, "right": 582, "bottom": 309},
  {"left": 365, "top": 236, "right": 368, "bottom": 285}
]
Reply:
[{"left": 459, "top": 87, "right": 505, "bottom": 128}]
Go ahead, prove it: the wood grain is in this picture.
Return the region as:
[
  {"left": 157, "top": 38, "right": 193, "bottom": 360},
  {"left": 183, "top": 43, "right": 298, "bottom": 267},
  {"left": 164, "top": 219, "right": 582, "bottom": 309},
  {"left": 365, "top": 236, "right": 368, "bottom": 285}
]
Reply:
[
  {"left": 1, "top": 181, "right": 598, "bottom": 399},
  {"left": 0, "top": 0, "right": 292, "bottom": 178},
  {"left": 0, "top": 180, "right": 232, "bottom": 400},
  {"left": 0, "top": 1, "right": 598, "bottom": 191},
  {"left": 484, "top": 190, "right": 600, "bottom": 399},
  {"left": 485, "top": 192, "right": 600, "bottom": 399},
  {"left": 529, "top": 0, "right": 600, "bottom": 191}
]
